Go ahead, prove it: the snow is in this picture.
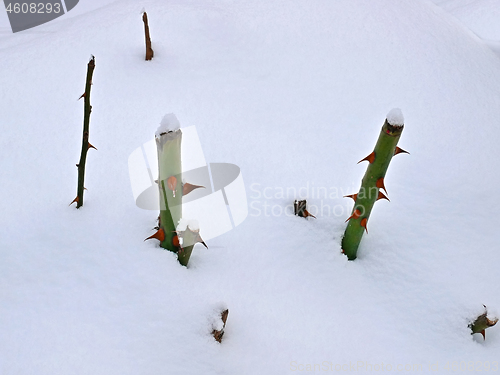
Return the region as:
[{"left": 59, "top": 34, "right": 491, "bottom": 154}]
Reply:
[
  {"left": 208, "top": 301, "right": 229, "bottom": 332},
  {"left": 187, "top": 219, "right": 200, "bottom": 232},
  {"left": 156, "top": 112, "right": 181, "bottom": 137},
  {"left": 386, "top": 108, "right": 405, "bottom": 126},
  {"left": 430, "top": 0, "right": 500, "bottom": 57},
  {"left": 176, "top": 217, "right": 189, "bottom": 232},
  {"left": 177, "top": 218, "right": 200, "bottom": 232},
  {"left": 1, "top": 0, "right": 500, "bottom": 374}
]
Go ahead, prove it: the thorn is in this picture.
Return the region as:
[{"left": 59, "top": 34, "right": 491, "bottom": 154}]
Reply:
[
  {"left": 487, "top": 317, "right": 499, "bottom": 327},
  {"left": 394, "top": 147, "right": 409, "bottom": 156},
  {"left": 358, "top": 151, "right": 375, "bottom": 164},
  {"left": 376, "top": 177, "right": 387, "bottom": 194},
  {"left": 179, "top": 228, "right": 209, "bottom": 249},
  {"left": 88, "top": 142, "right": 97, "bottom": 150},
  {"left": 76, "top": 164, "right": 79, "bottom": 168},
  {"left": 69, "top": 196, "right": 79, "bottom": 206},
  {"left": 167, "top": 176, "right": 177, "bottom": 197},
  {"left": 195, "top": 233, "right": 208, "bottom": 248},
  {"left": 345, "top": 208, "right": 362, "bottom": 222},
  {"left": 78, "top": 92, "right": 86, "bottom": 100},
  {"left": 182, "top": 182, "right": 205, "bottom": 196},
  {"left": 344, "top": 194, "right": 357, "bottom": 201},
  {"left": 360, "top": 218, "right": 368, "bottom": 233},
  {"left": 480, "top": 330, "right": 486, "bottom": 340},
  {"left": 303, "top": 209, "right": 316, "bottom": 219},
  {"left": 341, "top": 249, "right": 345, "bottom": 254},
  {"left": 376, "top": 191, "right": 390, "bottom": 201},
  {"left": 172, "top": 234, "right": 180, "bottom": 248},
  {"left": 84, "top": 187, "right": 87, "bottom": 191},
  {"left": 144, "top": 228, "right": 165, "bottom": 242}
]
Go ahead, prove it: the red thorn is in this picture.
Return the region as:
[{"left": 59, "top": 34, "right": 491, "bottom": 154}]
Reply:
[
  {"left": 69, "top": 196, "right": 79, "bottom": 206},
  {"left": 376, "top": 177, "right": 387, "bottom": 194},
  {"left": 196, "top": 233, "right": 208, "bottom": 248},
  {"left": 144, "top": 228, "right": 165, "bottom": 242},
  {"left": 182, "top": 182, "right": 204, "bottom": 196},
  {"left": 88, "top": 142, "right": 97, "bottom": 150},
  {"left": 358, "top": 151, "right": 375, "bottom": 164},
  {"left": 167, "top": 176, "right": 177, "bottom": 193},
  {"left": 394, "top": 147, "right": 409, "bottom": 156},
  {"left": 172, "top": 234, "right": 180, "bottom": 247},
  {"left": 303, "top": 209, "right": 316, "bottom": 219},
  {"left": 78, "top": 92, "right": 86, "bottom": 100},
  {"left": 360, "top": 218, "right": 368, "bottom": 233},
  {"left": 345, "top": 208, "right": 362, "bottom": 222},
  {"left": 480, "top": 330, "right": 486, "bottom": 340},
  {"left": 376, "top": 191, "right": 390, "bottom": 201},
  {"left": 344, "top": 194, "right": 357, "bottom": 201}
]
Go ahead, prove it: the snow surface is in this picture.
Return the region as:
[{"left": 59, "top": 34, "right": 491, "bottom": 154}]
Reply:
[
  {"left": 1, "top": 0, "right": 500, "bottom": 374},
  {"left": 430, "top": 0, "right": 500, "bottom": 57},
  {"left": 386, "top": 108, "right": 404, "bottom": 126}
]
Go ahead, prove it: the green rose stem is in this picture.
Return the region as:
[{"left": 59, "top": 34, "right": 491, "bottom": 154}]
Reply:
[
  {"left": 341, "top": 109, "right": 408, "bottom": 260},
  {"left": 177, "top": 221, "right": 207, "bottom": 267},
  {"left": 145, "top": 127, "right": 183, "bottom": 254},
  {"left": 144, "top": 114, "right": 207, "bottom": 266},
  {"left": 70, "top": 56, "right": 96, "bottom": 208}
]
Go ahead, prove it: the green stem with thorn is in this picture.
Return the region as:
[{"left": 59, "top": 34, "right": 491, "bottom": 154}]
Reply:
[
  {"left": 341, "top": 115, "right": 407, "bottom": 260},
  {"left": 156, "top": 129, "right": 183, "bottom": 253},
  {"left": 75, "top": 55, "right": 95, "bottom": 208}
]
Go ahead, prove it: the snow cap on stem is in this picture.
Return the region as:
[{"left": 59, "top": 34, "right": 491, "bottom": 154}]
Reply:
[
  {"left": 386, "top": 108, "right": 404, "bottom": 126},
  {"left": 156, "top": 113, "right": 180, "bottom": 137}
]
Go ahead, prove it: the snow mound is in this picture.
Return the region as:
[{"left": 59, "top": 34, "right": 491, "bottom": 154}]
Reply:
[{"left": 207, "top": 302, "right": 229, "bottom": 332}]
